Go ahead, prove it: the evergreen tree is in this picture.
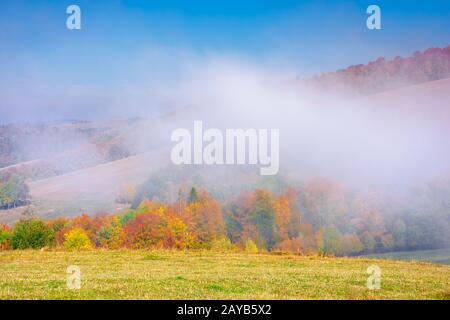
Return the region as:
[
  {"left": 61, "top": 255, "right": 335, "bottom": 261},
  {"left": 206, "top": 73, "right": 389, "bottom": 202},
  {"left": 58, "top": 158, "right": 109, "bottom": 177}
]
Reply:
[{"left": 188, "top": 187, "right": 198, "bottom": 204}]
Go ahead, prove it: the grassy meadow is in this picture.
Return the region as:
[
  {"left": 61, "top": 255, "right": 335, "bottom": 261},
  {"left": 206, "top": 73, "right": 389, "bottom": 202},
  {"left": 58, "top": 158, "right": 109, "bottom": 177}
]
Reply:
[{"left": 0, "top": 250, "right": 449, "bottom": 300}]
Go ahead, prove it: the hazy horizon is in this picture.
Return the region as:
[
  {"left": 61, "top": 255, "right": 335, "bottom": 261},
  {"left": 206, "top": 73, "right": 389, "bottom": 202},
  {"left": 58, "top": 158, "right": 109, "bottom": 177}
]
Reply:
[{"left": 1, "top": 0, "right": 450, "bottom": 123}]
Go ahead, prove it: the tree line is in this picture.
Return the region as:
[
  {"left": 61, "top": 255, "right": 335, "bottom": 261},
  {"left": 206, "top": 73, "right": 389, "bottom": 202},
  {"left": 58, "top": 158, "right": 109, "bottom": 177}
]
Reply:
[
  {"left": 307, "top": 45, "right": 450, "bottom": 96},
  {"left": 1, "top": 177, "right": 449, "bottom": 254}
]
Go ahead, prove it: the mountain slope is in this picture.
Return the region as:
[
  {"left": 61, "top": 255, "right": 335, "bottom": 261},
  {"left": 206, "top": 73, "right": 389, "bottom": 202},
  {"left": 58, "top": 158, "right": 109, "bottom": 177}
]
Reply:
[
  {"left": 0, "top": 148, "right": 169, "bottom": 223},
  {"left": 1, "top": 78, "right": 449, "bottom": 224}
]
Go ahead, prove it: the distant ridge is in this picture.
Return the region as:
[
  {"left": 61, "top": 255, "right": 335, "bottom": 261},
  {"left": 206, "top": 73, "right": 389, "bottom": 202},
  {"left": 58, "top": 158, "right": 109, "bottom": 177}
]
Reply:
[{"left": 306, "top": 45, "right": 450, "bottom": 97}]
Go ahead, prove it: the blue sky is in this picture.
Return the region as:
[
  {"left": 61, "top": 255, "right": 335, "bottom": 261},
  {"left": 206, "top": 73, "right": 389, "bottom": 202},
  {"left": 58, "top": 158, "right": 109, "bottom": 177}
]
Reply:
[{"left": 1, "top": 0, "right": 449, "bottom": 122}]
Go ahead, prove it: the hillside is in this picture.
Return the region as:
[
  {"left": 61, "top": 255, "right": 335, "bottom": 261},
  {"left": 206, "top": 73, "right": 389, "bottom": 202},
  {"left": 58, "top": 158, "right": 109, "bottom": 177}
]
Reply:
[
  {"left": 0, "top": 148, "right": 169, "bottom": 223},
  {"left": 1, "top": 78, "right": 450, "bottom": 223},
  {"left": 357, "top": 77, "right": 450, "bottom": 112},
  {"left": 0, "top": 250, "right": 448, "bottom": 299},
  {"left": 306, "top": 45, "right": 450, "bottom": 97},
  {"left": 0, "top": 118, "right": 161, "bottom": 180}
]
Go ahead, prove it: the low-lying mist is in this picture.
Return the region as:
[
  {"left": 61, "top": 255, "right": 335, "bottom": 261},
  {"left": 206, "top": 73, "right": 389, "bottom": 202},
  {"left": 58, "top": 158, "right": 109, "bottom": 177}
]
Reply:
[
  {"left": 146, "top": 57, "right": 450, "bottom": 193},
  {"left": 2, "top": 55, "right": 450, "bottom": 219}
]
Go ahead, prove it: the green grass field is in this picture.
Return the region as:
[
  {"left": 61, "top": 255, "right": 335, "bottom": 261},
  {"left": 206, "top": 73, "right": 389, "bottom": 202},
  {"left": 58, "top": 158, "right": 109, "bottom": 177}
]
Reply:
[
  {"left": 0, "top": 250, "right": 449, "bottom": 300},
  {"left": 361, "top": 248, "right": 450, "bottom": 265}
]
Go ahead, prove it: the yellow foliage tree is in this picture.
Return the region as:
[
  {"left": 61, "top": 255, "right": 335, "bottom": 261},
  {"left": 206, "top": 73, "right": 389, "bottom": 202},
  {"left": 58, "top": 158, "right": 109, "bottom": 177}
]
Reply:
[
  {"left": 64, "top": 228, "right": 93, "bottom": 251},
  {"left": 245, "top": 239, "right": 258, "bottom": 253}
]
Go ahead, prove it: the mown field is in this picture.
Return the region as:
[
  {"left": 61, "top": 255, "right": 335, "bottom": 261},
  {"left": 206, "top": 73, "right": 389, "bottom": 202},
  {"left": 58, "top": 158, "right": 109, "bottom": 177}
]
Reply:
[{"left": 0, "top": 250, "right": 449, "bottom": 300}]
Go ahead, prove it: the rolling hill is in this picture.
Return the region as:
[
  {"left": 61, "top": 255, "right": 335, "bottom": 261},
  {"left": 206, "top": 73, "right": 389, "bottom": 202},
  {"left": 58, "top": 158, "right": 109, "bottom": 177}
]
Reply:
[
  {"left": 1, "top": 77, "right": 450, "bottom": 224},
  {"left": 0, "top": 148, "right": 169, "bottom": 223}
]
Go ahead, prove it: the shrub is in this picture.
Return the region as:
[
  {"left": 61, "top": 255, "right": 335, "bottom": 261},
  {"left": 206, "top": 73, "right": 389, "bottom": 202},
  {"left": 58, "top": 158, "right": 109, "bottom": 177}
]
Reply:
[
  {"left": 98, "top": 217, "right": 124, "bottom": 249},
  {"left": 123, "top": 213, "right": 165, "bottom": 249},
  {"left": 64, "top": 228, "right": 93, "bottom": 251},
  {"left": 119, "top": 210, "right": 135, "bottom": 226},
  {"left": 274, "top": 237, "right": 305, "bottom": 254},
  {"left": 47, "top": 217, "right": 69, "bottom": 246},
  {"left": 71, "top": 214, "right": 98, "bottom": 244},
  {"left": 183, "top": 191, "right": 225, "bottom": 244},
  {"left": 341, "top": 234, "right": 364, "bottom": 255},
  {"left": 317, "top": 226, "right": 343, "bottom": 255},
  {"left": 245, "top": 239, "right": 258, "bottom": 253},
  {"left": 210, "top": 237, "right": 234, "bottom": 252},
  {"left": 0, "top": 224, "right": 12, "bottom": 250},
  {"left": 165, "top": 215, "right": 191, "bottom": 249},
  {"left": 11, "top": 218, "right": 55, "bottom": 249}
]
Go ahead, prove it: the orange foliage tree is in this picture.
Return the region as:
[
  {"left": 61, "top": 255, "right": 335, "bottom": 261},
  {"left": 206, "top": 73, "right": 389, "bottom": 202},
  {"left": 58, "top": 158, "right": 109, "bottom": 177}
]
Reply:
[{"left": 182, "top": 190, "right": 225, "bottom": 246}]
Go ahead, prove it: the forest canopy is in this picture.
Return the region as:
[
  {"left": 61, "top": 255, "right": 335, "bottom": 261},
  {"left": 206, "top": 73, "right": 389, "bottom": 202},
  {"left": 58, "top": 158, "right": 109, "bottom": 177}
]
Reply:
[{"left": 2, "top": 175, "right": 449, "bottom": 255}]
